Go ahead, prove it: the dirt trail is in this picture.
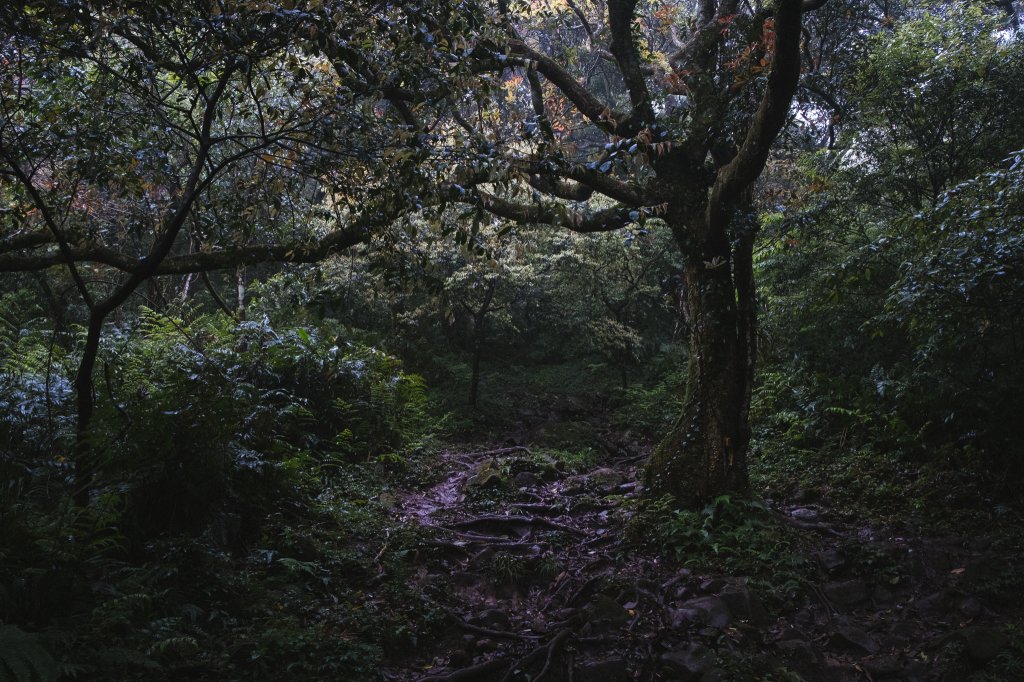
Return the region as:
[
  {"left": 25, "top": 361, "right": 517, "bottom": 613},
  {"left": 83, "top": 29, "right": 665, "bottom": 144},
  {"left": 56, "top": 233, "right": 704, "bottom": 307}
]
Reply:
[{"left": 384, "top": 443, "right": 1019, "bottom": 681}]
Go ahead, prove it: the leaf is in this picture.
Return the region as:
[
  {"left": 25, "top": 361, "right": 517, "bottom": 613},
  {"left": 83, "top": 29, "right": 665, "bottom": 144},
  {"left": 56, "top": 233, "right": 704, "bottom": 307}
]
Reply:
[{"left": 0, "top": 626, "right": 59, "bottom": 682}]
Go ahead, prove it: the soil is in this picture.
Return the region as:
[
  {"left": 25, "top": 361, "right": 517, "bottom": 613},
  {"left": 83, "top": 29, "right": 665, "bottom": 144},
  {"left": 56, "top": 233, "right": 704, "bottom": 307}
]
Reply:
[{"left": 381, "top": 432, "right": 1021, "bottom": 681}]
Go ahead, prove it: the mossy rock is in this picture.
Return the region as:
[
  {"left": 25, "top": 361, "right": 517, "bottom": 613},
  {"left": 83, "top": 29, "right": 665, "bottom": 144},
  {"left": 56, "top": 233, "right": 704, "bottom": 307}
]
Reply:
[{"left": 464, "top": 458, "right": 507, "bottom": 490}]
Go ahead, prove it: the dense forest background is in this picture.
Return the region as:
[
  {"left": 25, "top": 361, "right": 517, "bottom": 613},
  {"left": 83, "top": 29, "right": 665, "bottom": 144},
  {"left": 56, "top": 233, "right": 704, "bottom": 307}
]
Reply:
[{"left": 2, "top": 0, "right": 1023, "bottom": 680}]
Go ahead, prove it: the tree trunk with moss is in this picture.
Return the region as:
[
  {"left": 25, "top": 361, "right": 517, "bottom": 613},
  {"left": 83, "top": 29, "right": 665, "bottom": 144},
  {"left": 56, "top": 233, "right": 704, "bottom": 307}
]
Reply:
[{"left": 644, "top": 210, "right": 758, "bottom": 506}]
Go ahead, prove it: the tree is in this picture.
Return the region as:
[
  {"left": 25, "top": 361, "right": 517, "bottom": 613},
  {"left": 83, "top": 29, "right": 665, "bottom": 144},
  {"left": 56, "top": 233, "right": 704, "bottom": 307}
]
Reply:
[
  {"left": 0, "top": 0, "right": 455, "bottom": 496},
  {"left": 413, "top": 0, "right": 825, "bottom": 505},
  {"left": 754, "top": 3, "right": 1024, "bottom": 486}
]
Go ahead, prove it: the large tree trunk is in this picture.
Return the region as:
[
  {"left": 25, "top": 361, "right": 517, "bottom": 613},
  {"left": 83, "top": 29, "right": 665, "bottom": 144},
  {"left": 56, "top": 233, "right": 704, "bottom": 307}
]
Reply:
[{"left": 643, "top": 213, "right": 757, "bottom": 506}]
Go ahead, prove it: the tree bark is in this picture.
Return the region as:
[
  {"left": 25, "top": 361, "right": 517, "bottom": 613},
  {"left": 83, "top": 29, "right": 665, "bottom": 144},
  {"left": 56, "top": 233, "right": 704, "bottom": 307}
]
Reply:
[
  {"left": 643, "top": 212, "right": 757, "bottom": 506},
  {"left": 468, "top": 282, "right": 496, "bottom": 408}
]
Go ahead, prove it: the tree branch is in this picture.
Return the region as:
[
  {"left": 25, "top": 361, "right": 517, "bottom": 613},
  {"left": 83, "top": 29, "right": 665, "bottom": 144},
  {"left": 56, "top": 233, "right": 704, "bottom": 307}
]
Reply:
[
  {"left": 0, "top": 228, "right": 367, "bottom": 275},
  {"left": 473, "top": 189, "right": 659, "bottom": 233},
  {"left": 707, "top": 0, "right": 804, "bottom": 226},
  {"left": 607, "top": 0, "right": 655, "bottom": 125},
  {"left": 508, "top": 40, "right": 626, "bottom": 134},
  {"left": 512, "top": 159, "right": 653, "bottom": 206}
]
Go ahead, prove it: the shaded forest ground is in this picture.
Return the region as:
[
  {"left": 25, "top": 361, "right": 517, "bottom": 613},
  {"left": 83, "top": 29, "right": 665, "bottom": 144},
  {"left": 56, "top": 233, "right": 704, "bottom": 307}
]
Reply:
[
  {"left": 3, "top": 350, "right": 1023, "bottom": 682},
  {"left": 373, "top": 384, "right": 1024, "bottom": 682}
]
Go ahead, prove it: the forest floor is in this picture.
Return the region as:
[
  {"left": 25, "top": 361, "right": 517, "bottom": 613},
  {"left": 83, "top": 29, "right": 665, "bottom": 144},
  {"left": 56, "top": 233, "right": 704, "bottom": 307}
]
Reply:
[{"left": 378, "top": 417, "right": 1024, "bottom": 681}]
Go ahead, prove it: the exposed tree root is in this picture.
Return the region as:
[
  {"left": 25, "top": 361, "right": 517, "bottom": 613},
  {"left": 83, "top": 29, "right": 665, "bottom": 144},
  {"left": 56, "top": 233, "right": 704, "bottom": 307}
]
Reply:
[
  {"left": 450, "top": 515, "right": 585, "bottom": 536},
  {"left": 419, "top": 657, "right": 510, "bottom": 682}
]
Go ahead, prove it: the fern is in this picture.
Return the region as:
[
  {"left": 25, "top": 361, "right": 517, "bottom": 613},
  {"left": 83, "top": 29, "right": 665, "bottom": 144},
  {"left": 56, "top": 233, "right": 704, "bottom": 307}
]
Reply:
[{"left": 0, "top": 625, "right": 58, "bottom": 682}]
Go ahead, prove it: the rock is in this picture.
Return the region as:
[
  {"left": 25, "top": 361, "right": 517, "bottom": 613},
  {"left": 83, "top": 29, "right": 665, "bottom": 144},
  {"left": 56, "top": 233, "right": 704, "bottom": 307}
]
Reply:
[
  {"left": 827, "top": 625, "right": 879, "bottom": 654},
  {"left": 552, "top": 607, "right": 577, "bottom": 621},
  {"left": 447, "top": 648, "right": 471, "bottom": 667},
  {"left": 818, "top": 664, "right": 862, "bottom": 682},
  {"left": 718, "top": 584, "right": 770, "bottom": 625},
  {"left": 699, "top": 578, "right": 727, "bottom": 593},
  {"left": 776, "top": 639, "right": 821, "bottom": 664},
  {"left": 586, "top": 595, "right": 629, "bottom": 625},
  {"left": 958, "top": 596, "right": 983, "bottom": 618},
  {"left": 474, "top": 637, "right": 498, "bottom": 652},
  {"left": 670, "top": 596, "right": 732, "bottom": 629},
  {"left": 887, "top": 621, "right": 919, "bottom": 646},
  {"left": 512, "top": 471, "right": 542, "bottom": 488},
  {"left": 789, "top": 507, "right": 819, "bottom": 521},
  {"left": 871, "top": 585, "right": 894, "bottom": 605},
  {"left": 792, "top": 488, "right": 815, "bottom": 503},
  {"left": 967, "top": 535, "right": 993, "bottom": 551},
  {"left": 862, "top": 655, "right": 903, "bottom": 678},
  {"left": 563, "top": 475, "right": 587, "bottom": 495},
  {"left": 661, "top": 643, "right": 713, "bottom": 681},
  {"left": 475, "top": 608, "right": 511, "bottom": 630},
  {"left": 375, "top": 492, "right": 399, "bottom": 509},
  {"left": 775, "top": 627, "right": 807, "bottom": 642},
  {"left": 587, "top": 467, "right": 625, "bottom": 492},
  {"left": 575, "top": 658, "right": 629, "bottom": 682},
  {"left": 530, "top": 454, "right": 563, "bottom": 480},
  {"left": 961, "top": 626, "right": 1008, "bottom": 665},
  {"left": 464, "top": 459, "right": 505, "bottom": 490},
  {"left": 823, "top": 579, "right": 869, "bottom": 607},
  {"left": 903, "top": 660, "right": 929, "bottom": 680},
  {"left": 913, "top": 590, "right": 947, "bottom": 616},
  {"left": 815, "top": 549, "right": 846, "bottom": 573}
]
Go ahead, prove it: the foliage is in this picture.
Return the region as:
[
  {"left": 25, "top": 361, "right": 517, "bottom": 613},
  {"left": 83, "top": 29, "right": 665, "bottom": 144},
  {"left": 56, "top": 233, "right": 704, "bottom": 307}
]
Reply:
[
  {"left": 612, "top": 342, "right": 689, "bottom": 438},
  {"left": 0, "top": 625, "right": 58, "bottom": 682},
  {"left": 0, "top": 306, "right": 443, "bottom": 679},
  {"left": 754, "top": 5, "right": 1024, "bottom": 511},
  {"left": 633, "top": 495, "right": 815, "bottom": 604}
]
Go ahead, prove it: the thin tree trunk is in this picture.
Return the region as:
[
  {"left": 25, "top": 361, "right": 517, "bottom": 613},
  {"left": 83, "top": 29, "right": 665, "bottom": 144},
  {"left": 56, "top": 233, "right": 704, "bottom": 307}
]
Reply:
[
  {"left": 236, "top": 266, "right": 247, "bottom": 320},
  {"left": 73, "top": 310, "right": 106, "bottom": 504},
  {"left": 468, "top": 282, "right": 496, "bottom": 408}
]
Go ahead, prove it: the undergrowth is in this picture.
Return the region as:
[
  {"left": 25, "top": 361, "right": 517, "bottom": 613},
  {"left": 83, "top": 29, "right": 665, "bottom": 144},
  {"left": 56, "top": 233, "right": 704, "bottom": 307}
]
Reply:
[
  {"left": 630, "top": 495, "right": 816, "bottom": 608},
  {"left": 0, "top": 309, "right": 446, "bottom": 680}
]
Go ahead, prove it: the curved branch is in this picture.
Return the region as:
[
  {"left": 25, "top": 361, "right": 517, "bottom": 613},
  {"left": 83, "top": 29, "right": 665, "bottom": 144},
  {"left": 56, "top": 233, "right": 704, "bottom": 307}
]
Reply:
[
  {"left": 508, "top": 40, "right": 625, "bottom": 134},
  {"left": 608, "top": 0, "right": 654, "bottom": 125},
  {"left": 513, "top": 159, "right": 653, "bottom": 206},
  {"left": 474, "top": 190, "right": 659, "bottom": 233},
  {"left": 708, "top": 0, "right": 803, "bottom": 225}
]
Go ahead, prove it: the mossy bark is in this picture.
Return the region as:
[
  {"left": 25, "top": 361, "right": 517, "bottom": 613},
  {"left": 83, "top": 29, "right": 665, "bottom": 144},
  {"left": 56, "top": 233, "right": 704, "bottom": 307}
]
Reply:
[{"left": 644, "top": 212, "right": 757, "bottom": 507}]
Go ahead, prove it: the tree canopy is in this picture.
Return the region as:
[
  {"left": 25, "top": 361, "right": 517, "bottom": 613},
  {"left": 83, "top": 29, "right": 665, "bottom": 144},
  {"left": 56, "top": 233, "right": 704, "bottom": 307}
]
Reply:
[{"left": 3, "top": 1, "right": 1024, "bottom": 679}]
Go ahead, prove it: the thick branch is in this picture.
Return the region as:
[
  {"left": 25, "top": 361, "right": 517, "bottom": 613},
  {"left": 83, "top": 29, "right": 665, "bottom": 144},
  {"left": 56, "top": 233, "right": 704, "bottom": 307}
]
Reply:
[
  {"left": 513, "top": 159, "right": 653, "bottom": 206},
  {"left": 528, "top": 176, "right": 594, "bottom": 201},
  {"left": 526, "top": 64, "right": 556, "bottom": 142},
  {"left": 607, "top": 0, "right": 655, "bottom": 125},
  {"left": 474, "top": 190, "right": 656, "bottom": 233},
  {"left": 708, "top": 0, "right": 803, "bottom": 224},
  {"left": 0, "top": 229, "right": 52, "bottom": 253},
  {"left": 508, "top": 40, "right": 625, "bottom": 134}
]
